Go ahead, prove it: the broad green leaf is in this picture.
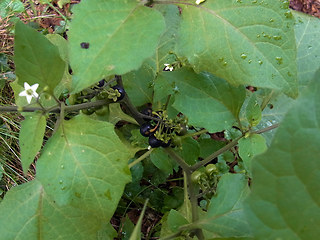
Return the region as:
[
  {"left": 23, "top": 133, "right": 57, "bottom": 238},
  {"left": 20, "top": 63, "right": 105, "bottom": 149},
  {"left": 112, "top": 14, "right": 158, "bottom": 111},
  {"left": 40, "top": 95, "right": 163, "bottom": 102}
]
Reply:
[
  {"left": 159, "top": 68, "right": 244, "bottom": 132},
  {"left": 123, "top": 4, "right": 181, "bottom": 107},
  {"left": 14, "top": 21, "right": 65, "bottom": 93},
  {"left": 46, "top": 34, "right": 72, "bottom": 95},
  {"left": 150, "top": 148, "right": 175, "bottom": 175},
  {"left": 293, "top": 11, "right": 320, "bottom": 89},
  {"left": 0, "top": 180, "right": 104, "bottom": 239},
  {"left": 69, "top": 0, "right": 165, "bottom": 93},
  {"left": 178, "top": 137, "right": 200, "bottom": 165},
  {"left": 246, "top": 93, "right": 262, "bottom": 127},
  {"left": 152, "top": 4, "right": 181, "bottom": 73},
  {"left": 0, "top": 0, "right": 24, "bottom": 18},
  {"left": 238, "top": 134, "right": 267, "bottom": 176},
  {"left": 176, "top": 0, "right": 298, "bottom": 97},
  {"left": 109, "top": 103, "right": 139, "bottom": 125},
  {"left": 97, "top": 223, "right": 117, "bottom": 240},
  {"left": 129, "top": 199, "right": 148, "bottom": 240},
  {"left": 36, "top": 114, "right": 132, "bottom": 221},
  {"left": 122, "top": 58, "right": 155, "bottom": 107},
  {"left": 245, "top": 71, "right": 320, "bottom": 239},
  {"left": 250, "top": 89, "right": 294, "bottom": 145},
  {"left": 196, "top": 173, "right": 252, "bottom": 238},
  {"left": 167, "top": 209, "right": 189, "bottom": 232},
  {"left": 19, "top": 112, "right": 47, "bottom": 173},
  {"left": 199, "top": 138, "right": 225, "bottom": 159},
  {"left": 121, "top": 216, "right": 135, "bottom": 240}
]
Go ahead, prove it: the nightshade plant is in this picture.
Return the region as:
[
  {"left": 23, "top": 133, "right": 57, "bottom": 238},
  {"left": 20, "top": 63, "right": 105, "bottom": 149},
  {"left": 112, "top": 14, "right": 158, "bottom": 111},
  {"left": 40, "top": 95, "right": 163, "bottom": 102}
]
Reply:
[{"left": 0, "top": 0, "right": 319, "bottom": 239}]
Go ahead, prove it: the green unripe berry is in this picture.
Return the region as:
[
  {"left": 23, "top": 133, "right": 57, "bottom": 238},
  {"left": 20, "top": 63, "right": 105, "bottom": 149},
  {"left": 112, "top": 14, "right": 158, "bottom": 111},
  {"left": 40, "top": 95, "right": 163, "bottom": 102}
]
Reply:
[
  {"left": 205, "top": 164, "right": 218, "bottom": 176},
  {"left": 191, "top": 171, "right": 205, "bottom": 184}
]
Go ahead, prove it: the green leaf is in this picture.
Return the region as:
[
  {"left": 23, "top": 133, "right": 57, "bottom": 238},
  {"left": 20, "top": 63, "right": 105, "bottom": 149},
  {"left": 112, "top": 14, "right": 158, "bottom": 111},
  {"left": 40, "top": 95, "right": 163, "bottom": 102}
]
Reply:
[
  {"left": 159, "top": 68, "right": 244, "bottom": 132},
  {"left": 129, "top": 199, "right": 149, "bottom": 240},
  {"left": 109, "top": 103, "right": 139, "bottom": 125},
  {"left": 14, "top": 21, "right": 65, "bottom": 93},
  {"left": 238, "top": 134, "right": 267, "bottom": 176},
  {"left": 293, "top": 11, "right": 320, "bottom": 89},
  {"left": 122, "top": 58, "right": 155, "bottom": 107},
  {"left": 196, "top": 173, "right": 252, "bottom": 238},
  {"left": 19, "top": 112, "right": 47, "bottom": 174},
  {"left": 57, "top": 0, "right": 70, "bottom": 8},
  {"left": 0, "top": 180, "right": 105, "bottom": 239},
  {"left": 36, "top": 114, "right": 132, "bottom": 221},
  {"left": 150, "top": 148, "right": 176, "bottom": 175},
  {"left": 246, "top": 93, "right": 262, "bottom": 127},
  {"left": 199, "top": 138, "right": 225, "bottom": 159},
  {"left": 46, "top": 34, "right": 72, "bottom": 95},
  {"left": 69, "top": 0, "right": 165, "bottom": 93},
  {"left": 176, "top": 0, "right": 297, "bottom": 97},
  {"left": 152, "top": 4, "right": 181, "bottom": 73},
  {"left": 245, "top": 71, "right": 320, "bottom": 239},
  {"left": 178, "top": 137, "right": 200, "bottom": 165},
  {"left": 254, "top": 90, "right": 294, "bottom": 145},
  {"left": 0, "top": 0, "right": 24, "bottom": 18},
  {"left": 122, "top": 4, "right": 181, "bottom": 107},
  {"left": 121, "top": 216, "right": 135, "bottom": 240},
  {"left": 167, "top": 209, "right": 189, "bottom": 233}
]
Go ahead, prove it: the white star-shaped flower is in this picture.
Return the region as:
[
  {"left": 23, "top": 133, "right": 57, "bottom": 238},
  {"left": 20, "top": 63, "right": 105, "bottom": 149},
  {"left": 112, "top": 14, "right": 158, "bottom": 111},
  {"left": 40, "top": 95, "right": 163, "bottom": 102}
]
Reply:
[
  {"left": 19, "top": 82, "right": 39, "bottom": 104},
  {"left": 164, "top": 63, "right": 174, "bottom": 71},
  {"left": 195, "top": 0, "right": 205, "bottom": 5}
]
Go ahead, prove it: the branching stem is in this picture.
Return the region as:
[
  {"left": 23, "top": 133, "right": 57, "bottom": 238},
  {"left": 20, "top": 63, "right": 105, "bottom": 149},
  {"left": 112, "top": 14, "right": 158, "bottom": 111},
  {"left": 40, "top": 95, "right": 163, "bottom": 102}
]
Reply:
[
  {"left": 0, "top": 99, "right": 111, "bottom": 113},
  {"left": 128, "top": 149, "right": 154, "bottom": 168}
]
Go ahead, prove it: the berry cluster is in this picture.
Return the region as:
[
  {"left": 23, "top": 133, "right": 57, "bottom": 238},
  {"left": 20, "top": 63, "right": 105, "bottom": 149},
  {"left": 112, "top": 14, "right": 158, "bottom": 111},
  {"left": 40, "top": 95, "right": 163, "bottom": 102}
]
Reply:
[
  {"left": 191, "top": 164, "right": 220, "bottom": 200},
  {"left": 67, "top": 79, "right": 125, "bottom": 116},
  {"left": 139, "top": 109, "right": 188, "bottom": 148}
]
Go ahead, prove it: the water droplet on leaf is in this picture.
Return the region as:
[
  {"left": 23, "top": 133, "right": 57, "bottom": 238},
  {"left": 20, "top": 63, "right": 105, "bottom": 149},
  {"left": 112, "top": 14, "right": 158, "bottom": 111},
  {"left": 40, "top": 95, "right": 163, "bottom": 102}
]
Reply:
[
  {"left": 275, "top": 57, "right": 283, "bottom": 65},
  {"left": 240, "top": 53, "right": 247, "bottom": 59}
]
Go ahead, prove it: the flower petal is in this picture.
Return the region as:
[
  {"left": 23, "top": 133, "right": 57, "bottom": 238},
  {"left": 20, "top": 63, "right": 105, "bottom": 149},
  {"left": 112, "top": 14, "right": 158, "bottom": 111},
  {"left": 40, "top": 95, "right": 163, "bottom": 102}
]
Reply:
[
  {"left": 30, "top": 83, "right": 39, "bottom": 91},
  {"left": 26, "top": 95, "right": 33, "bottom": 104},
  {"left": 19, "top": 90, "right": 27, "bottom": 97},
  {"left": 33, "top": 92, "right": 39, "bottom": 98},
  {"left": 24, "top": 82, "right": 31, "bottom": 89}
]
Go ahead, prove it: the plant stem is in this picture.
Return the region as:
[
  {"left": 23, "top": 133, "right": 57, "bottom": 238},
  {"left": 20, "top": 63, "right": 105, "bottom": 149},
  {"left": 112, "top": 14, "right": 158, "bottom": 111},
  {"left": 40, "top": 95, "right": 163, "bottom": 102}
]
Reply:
[
  {"left": 163, "top": 149, "right": 204, "bottom": 239},
  {"left": 164, "top": 148, "right": 191, "bottom": 173},
  {"left": 185, "top": 171, "right": 205, "bottom": 240},
  {"left": 116, "top": 76, "right": 145, "bottom": 125},
  {"left": 181, "top": 129, "right": 207, "bottom": 139},
  {"left": 45, "top": 0, "right": 68, "bottom": 22},
  {"left": 190, "top": 123, "right": 280, "bottom": 172},
  {"left": 0, "top": 99, "right": 112, "bottom": 113},
  {"left": 153, "top": 0, "right": 198, "bottom": 7},
  {"left": 190, "top": 135, "right": 243, "bottom": 172},
  {"left": 253, "top": 123, "right": 279, "bottom": 134},
  {"left": 128, "top": 149, "right": 153, "bottom": 168}
]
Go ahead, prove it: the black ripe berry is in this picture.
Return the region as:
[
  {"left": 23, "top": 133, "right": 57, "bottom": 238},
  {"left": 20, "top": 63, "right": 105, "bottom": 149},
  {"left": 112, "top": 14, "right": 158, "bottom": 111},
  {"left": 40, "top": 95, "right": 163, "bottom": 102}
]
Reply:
[
  {"left": 112, "top": 85, "right": 126, "bottom": 101},
  {"left": 148, "top": 135, "right": 162, "bottom": 148},
  {"left": 140, "top": 123, "right": 152, "bottom": 137},
  {"left": 161, "top": 139, "right": 171, "bottom": 148},
  {"left": 98, "top": 80, "right": 105, "bottom": 87},
  {"left": 80, "top": 42, "right": 90, "bottom": 49},
  {"left": 140, "top": 107, "right": 152, "bottom": 121}
]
